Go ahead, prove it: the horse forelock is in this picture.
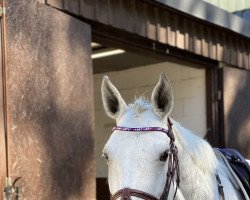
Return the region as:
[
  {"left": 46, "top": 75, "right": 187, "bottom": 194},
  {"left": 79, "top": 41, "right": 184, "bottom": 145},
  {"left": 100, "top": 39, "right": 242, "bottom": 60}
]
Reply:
[{"left": 128, "top": 97, "right": 152, "bottom": 114}]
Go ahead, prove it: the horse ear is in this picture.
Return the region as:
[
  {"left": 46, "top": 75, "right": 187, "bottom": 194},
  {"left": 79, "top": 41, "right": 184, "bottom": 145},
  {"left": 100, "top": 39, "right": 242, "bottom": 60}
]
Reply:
[
  {"left": 101, "top": 76, "right": 127, "bottom": 120},
  {"left": 151, "top": 73, "right": 173, "bottom": 119}
]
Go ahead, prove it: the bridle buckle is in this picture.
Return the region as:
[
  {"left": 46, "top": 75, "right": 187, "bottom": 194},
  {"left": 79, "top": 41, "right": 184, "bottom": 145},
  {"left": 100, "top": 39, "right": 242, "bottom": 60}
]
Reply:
[{"left": 122, "top": 188, "right": 131, "bottom": 200}]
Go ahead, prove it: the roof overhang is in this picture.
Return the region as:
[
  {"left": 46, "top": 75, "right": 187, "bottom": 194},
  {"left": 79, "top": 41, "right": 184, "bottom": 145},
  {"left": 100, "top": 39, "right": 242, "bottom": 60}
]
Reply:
[
  {"left": 46, "top": 0, "right": 250, "bottom": 70},
  {"left": 154, "top": 0, "right": 250, "bottom": 38}
]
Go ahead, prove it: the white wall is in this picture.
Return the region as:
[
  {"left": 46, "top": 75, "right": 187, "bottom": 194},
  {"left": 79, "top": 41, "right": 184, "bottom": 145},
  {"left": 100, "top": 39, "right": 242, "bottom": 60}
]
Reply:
[{"left": 94, "top": 61, "right": 206, "bottom": 177}]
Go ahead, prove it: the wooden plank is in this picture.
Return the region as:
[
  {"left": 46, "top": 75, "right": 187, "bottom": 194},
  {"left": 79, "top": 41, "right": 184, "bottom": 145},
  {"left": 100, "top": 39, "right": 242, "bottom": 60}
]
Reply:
[
  {"left": 46, "top": 0, "right": 64, "bottom": 9},
  {"left": 183, "top": 18, "right": 189, "bottom": 50},
  {"left": 230, "top": 37, "right": 237, "bottom": 66},
  {"left": 95, "top": 0, "right": 109, "bottom": 24},
  {"left": 223, "top": 35, "right": 230, "bottom": 65},
  {"left": 156, "top": 8, "right": 167, "bottom": 44},
  {"left": 135, "top": 1, "right": 146, "bottom": 37},
  {"left": 201, "top": 25, "right": 209, "bottom": 57},
  {"left": 243, "top": 42, "right": 248, "bottom": 70},
  {"left": 146, "top": 4, "right": 157, "bottom": 40},
  {"left": 109, "top": 0, "right": 123, "bottom": 29},
  {"left": 245, "top": 42, "right": 250, "bottom": 70},
  {"left": 194, "top": 25, "right": 202, "bottom": 55},
  {"left": 231, "top": 38, "right": 236, "bottom": 67},
  {"left": 209, "top": 28, "right": 216, "bottom": 60},
  {"left": 176, "top": 16, "right": 185, "bottom": 49},
  {"left": 79, "top": 0, "right": 95, "bottom": 19},
  {"left": 248, "top": 42, "right": 250, "bottom": 70},
  {"left": 235, "top": 39, "right": 240, "bottom": 68},
  {"left": 205, "top": 68, "right": 220, "bottom": 146},
  {"left": 227, "top": 36, "right": 231, "bottom": 66},
  {"left": 221, "top": 34, "right": 226, "bottom": 64},
  {"left": 123, "top": 0, "right": 135, "bottom": 33},
  {"left": 187, "top": 21, "right": 195, "bottom": 53},
  {"left": 226, "top": 36, "right": 231, "bottom": 66},
  {"left": 238, "top": 39, "right": 244, "bottom": 69},
  {"left": 64, "top": 0, "right": 79, "bottom": 14},
  {"left": 216, "top": 32, "right": 223, "bottom": 61},
  {"left": 166, "top": 13, "right": 176, "bottom": 47}
]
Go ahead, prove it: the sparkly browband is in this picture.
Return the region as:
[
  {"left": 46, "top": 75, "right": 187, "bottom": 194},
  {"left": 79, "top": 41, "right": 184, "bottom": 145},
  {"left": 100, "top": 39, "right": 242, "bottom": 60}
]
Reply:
[{"left": 112, "top": 126, "right": 175, "bottom": 141}]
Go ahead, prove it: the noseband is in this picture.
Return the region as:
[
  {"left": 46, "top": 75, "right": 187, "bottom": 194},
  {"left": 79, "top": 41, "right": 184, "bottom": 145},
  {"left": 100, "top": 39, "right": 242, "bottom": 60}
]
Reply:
[{"left": 110, "top": 118, "right": 180, "bottom": 200}]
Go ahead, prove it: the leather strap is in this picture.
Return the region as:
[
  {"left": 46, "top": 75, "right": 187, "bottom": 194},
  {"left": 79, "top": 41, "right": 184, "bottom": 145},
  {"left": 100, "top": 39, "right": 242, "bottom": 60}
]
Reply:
[
  {"left": 111, "top": 188, "right": 158, "bottom": 200},
  {"left": 160, "top": 119, "right": 180, "bottom": 200},
  {"left": 216, "top": 173, "right": 225, "bottom": 200}
]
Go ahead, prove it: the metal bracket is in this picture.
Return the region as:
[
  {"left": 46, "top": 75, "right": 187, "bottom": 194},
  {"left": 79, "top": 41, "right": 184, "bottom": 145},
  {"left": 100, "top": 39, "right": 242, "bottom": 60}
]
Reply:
[
  {"left": 4, "top": 177, "right": 22, "bottom": 200},
  {"left": 0, "top": 6, "right": 6, "bottom": 16}
]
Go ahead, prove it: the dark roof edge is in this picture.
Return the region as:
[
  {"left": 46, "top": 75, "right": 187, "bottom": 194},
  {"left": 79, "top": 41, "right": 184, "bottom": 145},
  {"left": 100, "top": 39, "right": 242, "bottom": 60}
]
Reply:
[{"left": 154, "top": 0, "right": 250, "bottom": 38}]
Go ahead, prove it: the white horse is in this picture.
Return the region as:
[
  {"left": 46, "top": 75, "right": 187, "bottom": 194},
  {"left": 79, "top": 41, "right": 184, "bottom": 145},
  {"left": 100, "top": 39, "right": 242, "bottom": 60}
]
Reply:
[{"left": 101, "top": 74, "right": 246, "bottom": 200}]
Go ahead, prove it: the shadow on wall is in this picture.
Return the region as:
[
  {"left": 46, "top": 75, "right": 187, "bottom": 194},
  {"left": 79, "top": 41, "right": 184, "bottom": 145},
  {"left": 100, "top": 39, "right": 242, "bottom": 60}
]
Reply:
[
  {"left": 226, "top": 68, "right": 250, "bottom": 158},
  {"left": 7, "top": 0, "right": 94, "bottom": 199}
]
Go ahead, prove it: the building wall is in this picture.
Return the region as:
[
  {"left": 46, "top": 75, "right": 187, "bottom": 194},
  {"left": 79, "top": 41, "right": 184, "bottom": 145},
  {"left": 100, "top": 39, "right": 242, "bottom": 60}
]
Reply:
[
  {"left": 2, "top": 1, "right": 95, "bottom": 199},
  {"left": 223, "top": 67, "right": 250, "bottom": 158},
  {"left": 46, "top": 0, "right": 250, "bottom": 71},
  {"left": 94, "top": 61, "right": 206, "bottom": 177}
]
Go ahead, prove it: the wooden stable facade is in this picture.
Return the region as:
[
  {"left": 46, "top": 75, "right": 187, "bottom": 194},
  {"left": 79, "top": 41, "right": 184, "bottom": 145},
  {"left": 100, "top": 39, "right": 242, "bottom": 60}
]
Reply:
[
  {"left": 46, "top": 0, "right": 250, "bottom": 155},
  {"left": 47, "top": 0, "right": 250, "bottom": 70},
  {"left": 0, "top": 0, "right": 250, "bottom": 199}
]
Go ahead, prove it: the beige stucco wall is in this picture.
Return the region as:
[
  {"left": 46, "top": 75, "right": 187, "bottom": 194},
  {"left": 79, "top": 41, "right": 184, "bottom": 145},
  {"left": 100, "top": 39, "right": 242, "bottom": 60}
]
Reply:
[{"left": 94, "top": 61, "right": 206, "bottom": 177}]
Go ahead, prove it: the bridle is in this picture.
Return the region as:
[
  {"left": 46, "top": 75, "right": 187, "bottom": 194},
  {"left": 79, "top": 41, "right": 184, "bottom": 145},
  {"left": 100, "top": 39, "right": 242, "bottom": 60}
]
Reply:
[{"left": 110, "top": 118, "right": 180, "bottom": 200}]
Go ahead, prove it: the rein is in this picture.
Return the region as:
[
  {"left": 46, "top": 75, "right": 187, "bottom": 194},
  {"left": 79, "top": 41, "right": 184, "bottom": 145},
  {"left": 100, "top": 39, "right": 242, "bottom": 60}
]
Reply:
[{"left": 110, "top": 118, "right": 180, "bottom": 200}]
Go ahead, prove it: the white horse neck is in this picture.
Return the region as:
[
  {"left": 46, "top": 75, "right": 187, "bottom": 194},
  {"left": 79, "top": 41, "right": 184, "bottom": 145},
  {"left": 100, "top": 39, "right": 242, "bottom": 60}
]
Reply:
[
  {"left": 173, "top": 121, "right": 243, "bottom": 200},
  {"left": 173, "top": 121, "right": 219, "bottom": 199}
]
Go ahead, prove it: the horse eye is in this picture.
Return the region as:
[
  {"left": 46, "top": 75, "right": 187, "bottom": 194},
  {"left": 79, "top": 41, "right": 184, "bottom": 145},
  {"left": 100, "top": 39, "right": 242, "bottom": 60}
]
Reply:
[
  {"left": 102, "top": 153, "right": 109, "bottom": 161},
  {"left": 160, "top": 151, "right": 169, "bottom": 162}
]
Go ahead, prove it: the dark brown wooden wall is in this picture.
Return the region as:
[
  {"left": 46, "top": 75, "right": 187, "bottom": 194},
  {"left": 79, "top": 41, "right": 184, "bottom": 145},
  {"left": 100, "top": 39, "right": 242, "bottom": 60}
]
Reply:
[
  {"left": 223, "top": 67, "right": 250, "bottom": 158},
  {"left": 46, "top": 0, "right": 250, "bottom": 70},
  {"left": 0, "top": 0, "right": 95, "bottom": 199}
]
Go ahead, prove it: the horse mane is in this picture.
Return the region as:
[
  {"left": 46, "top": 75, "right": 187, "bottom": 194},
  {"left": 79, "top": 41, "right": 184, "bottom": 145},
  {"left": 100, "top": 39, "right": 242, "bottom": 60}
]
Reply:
[
  {"left": 173, "top": 121, "right": 218, "bottom": 174},
  {"left": 129, "top": 98, "right": 218, "bottom": 174}
]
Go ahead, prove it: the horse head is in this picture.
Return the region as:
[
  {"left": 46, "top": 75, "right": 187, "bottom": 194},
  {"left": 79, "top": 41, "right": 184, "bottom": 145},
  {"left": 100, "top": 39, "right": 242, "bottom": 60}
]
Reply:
[{"left": 101, "top": 74, "right": 179, "bottom": 200}]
